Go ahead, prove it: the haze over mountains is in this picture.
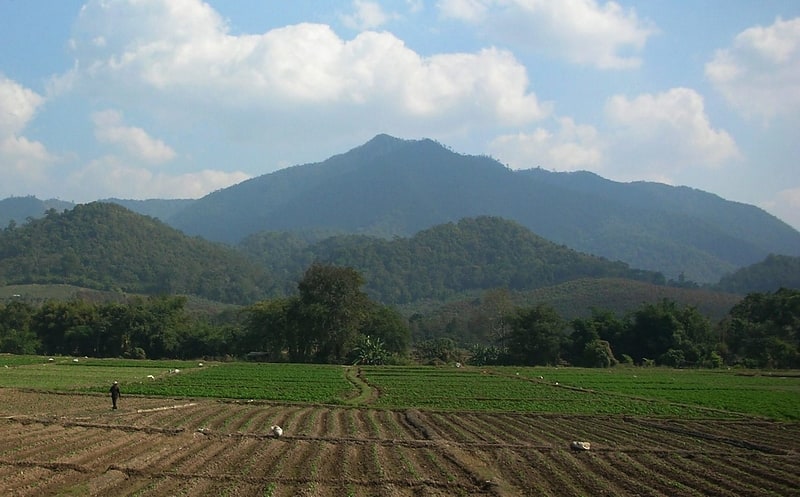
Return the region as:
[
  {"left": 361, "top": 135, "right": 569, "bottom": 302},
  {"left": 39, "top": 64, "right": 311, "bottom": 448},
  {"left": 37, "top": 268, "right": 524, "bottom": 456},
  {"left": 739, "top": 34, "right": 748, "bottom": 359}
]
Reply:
[{"left": 2, "top": 134, "right": 799, "bottom": 285}]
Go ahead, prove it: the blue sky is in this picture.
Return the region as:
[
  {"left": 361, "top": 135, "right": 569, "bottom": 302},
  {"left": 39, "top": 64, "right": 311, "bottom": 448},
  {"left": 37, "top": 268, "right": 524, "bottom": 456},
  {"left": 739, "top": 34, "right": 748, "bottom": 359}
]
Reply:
[{"left": 1, "top": 0, "right": 799, "bottom": 230}]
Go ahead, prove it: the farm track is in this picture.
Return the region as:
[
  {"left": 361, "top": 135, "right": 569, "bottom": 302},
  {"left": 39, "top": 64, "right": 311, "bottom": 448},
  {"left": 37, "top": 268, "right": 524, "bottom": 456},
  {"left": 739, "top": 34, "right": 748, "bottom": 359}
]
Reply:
[{"left": 1, "top": 388, "right": 799, "bottom": 496}]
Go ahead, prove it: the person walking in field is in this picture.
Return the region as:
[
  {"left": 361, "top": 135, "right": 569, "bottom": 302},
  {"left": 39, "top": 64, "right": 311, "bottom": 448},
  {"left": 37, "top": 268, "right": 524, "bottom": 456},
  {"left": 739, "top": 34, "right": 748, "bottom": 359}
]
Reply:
[{"left": 110, "top": 381, "right": 121, "bottom": 410}]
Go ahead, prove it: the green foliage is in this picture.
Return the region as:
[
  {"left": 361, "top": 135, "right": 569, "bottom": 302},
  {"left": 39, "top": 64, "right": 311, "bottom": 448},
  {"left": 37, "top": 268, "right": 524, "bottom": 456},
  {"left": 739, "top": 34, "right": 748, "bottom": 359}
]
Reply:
[
  {"left": 243, "top": 217, "right": 666, "bottom": 306},
  {"left": 2, "top": 357, "right": 798, "bottom": 420},
  {"left": 583, "top": 339, "right": 618, "bottom": 368},
  {"left": 720, "top": 288, "right": 800, "bottom": 368},
  {"left": 349, "top": 335, "right": 389, "bottom": 365},
  {"left": 0, "top": 202, "right": 271, "bottom": 304},
  {"left": 502, "top": 304, "right": 566, "bottom": 366},
  {"left": 242, "top": 264, "right": 410, "bottom": 364},
  {"left": 614, "top": 300, "right": 715, "bottom": 366},
  {"left": 717, "top": 254, "right": 800, "bottom": 294},
  {"left": 413, "top": 338, "right": 460, "bottom": 364}
]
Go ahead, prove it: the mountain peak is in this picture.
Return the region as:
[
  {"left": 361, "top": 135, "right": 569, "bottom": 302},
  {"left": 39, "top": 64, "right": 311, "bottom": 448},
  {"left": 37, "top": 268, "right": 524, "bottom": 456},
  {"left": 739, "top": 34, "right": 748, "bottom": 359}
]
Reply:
[{"left": 348, "top": 134, "right": 447, "bottom": 160}]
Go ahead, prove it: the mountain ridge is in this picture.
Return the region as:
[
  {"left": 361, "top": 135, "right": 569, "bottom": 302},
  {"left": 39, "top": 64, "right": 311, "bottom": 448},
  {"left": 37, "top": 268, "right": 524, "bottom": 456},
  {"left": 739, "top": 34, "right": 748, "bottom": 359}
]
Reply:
[{"left": 2, "top": 135, "right": 798, "bottom": 283}]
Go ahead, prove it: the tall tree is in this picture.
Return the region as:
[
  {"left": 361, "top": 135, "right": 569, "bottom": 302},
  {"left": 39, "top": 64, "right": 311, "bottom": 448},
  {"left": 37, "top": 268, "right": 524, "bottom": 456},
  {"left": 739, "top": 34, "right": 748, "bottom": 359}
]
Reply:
[
  {"left": 298, "top": 263, "right": 371, "bottom": 363},
  {"left": 502, "top": 304, "right": 566, "bottom": 365}
]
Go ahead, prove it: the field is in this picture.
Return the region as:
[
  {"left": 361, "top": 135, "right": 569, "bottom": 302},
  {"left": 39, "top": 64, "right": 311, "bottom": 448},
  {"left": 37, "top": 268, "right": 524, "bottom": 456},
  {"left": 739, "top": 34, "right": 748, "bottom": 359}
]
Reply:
[{"left": 1, "top": 356, "right": 799, "bottom": 496}]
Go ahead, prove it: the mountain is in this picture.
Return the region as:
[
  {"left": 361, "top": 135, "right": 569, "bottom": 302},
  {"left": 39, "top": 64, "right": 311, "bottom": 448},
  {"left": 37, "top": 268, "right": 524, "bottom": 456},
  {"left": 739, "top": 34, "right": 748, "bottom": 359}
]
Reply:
[
  {"left": 3, "top": 135, "right": 799, "bottom": 284},
  {"left": 716, "top": 254, "right": 800, "bottom": 294},
  {"left": 169, "top": 134, "right": 800, "bottom": 283},
  {"left": 0, "top": 196, "right": 74, "bottom": 228},
  {"left": 0, "top": 202, "right": 271, "bottom": 304},
  {"left": 241, "top": 216, "right": 664, "bottom": 305}
]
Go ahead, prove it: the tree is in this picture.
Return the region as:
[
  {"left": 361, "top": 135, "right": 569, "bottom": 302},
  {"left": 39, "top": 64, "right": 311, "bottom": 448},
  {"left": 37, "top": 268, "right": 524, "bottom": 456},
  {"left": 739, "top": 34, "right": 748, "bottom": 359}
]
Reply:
[
  {"left": 722, "top": 288, "right": 800, "bottom": 368},
  {"left": 242, "top": 297, "right": 295, "bottom": 361},
  {"left": 297, "top": 263, "right": 371, "bottom": 363},
  {"left": 583, "top": 339, "right": 618, "bottom": 368},
  {"left": 359, "top": 304, "right": 410, "bottom": 357},
  {"left": 0, "top": 301, "right": 39, "bottom": 354},
  {"left": 502, "top": 304, "right": 566, "bottom": 366}
]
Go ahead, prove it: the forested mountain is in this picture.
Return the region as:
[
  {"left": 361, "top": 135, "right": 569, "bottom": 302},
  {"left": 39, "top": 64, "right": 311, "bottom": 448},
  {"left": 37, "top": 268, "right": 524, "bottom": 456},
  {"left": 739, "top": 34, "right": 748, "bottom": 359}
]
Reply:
[
  {"left": 3, "top": 135, "right": 799, "bottom": 284},
  {"left": 0, "top": 203, "right": 270, "bottom": 304},
  {"left": 167, "top": 134, "right": 800, "bottom": 283},
  {"left": 241, "top": 216, "right": 664, "bottom": 305},
  {"left": 716, "top": 255, "right": 800, "bottom": 294}
]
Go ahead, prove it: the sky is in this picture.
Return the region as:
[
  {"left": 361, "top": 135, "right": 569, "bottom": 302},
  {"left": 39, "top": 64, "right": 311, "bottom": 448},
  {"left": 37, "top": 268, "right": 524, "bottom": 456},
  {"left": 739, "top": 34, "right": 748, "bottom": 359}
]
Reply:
[{"left": 1, "top": 0, "right": 799, "bottom": 230}]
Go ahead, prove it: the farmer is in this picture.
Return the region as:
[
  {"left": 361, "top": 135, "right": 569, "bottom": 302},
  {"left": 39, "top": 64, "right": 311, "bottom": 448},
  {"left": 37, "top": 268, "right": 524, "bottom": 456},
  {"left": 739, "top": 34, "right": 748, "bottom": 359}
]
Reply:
[{"left": 110, "top": 381, "right": 121, "bottom": 410}]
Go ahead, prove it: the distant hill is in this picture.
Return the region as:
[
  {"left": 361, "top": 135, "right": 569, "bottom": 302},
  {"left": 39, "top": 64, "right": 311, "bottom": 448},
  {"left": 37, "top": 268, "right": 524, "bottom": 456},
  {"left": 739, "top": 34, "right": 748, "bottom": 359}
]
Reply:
[
  {"left": 0, "top": 196, "right": 74, "bottom": 228},
  {"left": 168, "top": 134, "right": 800, "bottom": 283},
  {"left": 716, "top": 254, "right": 800, "bottom": 294},
  {"left": 0, "top": 202, "right": 271, "bottom": 304},
  {"left": 0, "top": 204, "right": 753, "bottom": 318},
  {"left": 0, "top": 196, "right": 194, "bottom": 227},
  {"left": 240, "top": 216, "right": 665, "bottom": 305}
]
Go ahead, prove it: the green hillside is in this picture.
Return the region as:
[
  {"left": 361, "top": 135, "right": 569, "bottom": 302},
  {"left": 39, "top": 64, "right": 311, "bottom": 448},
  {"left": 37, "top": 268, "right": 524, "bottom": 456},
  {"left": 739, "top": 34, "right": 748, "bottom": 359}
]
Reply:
[{"left": 0, "top": 202, "right": 271, "bottom": 304}]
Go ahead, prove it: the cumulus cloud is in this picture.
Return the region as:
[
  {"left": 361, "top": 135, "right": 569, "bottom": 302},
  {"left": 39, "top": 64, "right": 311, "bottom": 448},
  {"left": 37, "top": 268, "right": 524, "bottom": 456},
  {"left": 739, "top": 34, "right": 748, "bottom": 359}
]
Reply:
[
  {"left": 489, "top": 117, "right": 604, "bottom": 170},
  {"left": 438, "top": 0, "right": 657, "bottom": 69},
  {"left": 92, "top": 110, "right": 176, "bottom": 163},
  {"left": 604, "top": 88, "right": 740, "bottom": 180},
  {"left": 0, "top": 76, "right": 57, "bottom": 196},
  {"left": 68, "top": 0, "right": 548, "bottom": 132},
  {"left": 341, "top": 0, "right": 395, "bottom": 30},
  {"left": 706, "top": 16, "right": 800, "bottom": 120},
  {"left": 0, "top": 75, "right": 45, "bottom": 136}
]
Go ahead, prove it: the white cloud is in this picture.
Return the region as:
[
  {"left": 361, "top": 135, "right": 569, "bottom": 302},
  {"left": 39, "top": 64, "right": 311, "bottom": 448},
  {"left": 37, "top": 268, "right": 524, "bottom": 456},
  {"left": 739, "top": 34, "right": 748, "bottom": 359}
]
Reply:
[
  {"left": 489, "top": 117, "right": 604, "bottom": 170},
  {"left": 92, "top": 109, "right": 176, "bottom": 164},
  {"left": 488, "top": 88, "right": 739, "bottom": 185},
  {"left": 604, "top": 88, "right": 740, "bottom": 180},
  {"left": 706, "top": 16, "right": 800, "bottom": 120},
  {"left": 438, "top": 0, "right": 489, "bottom": 22},
  {"left": 67, "top": 155, "right": 250, "bottom": 201},
  {"left": 438, "top": 0, "right": 656, "bottom": 69},
  {"left": 0, "top": 76, "right": 57, "bottom": 196},
  {"left": 0, "top": 75, "right": 44, "bottom": 136},
  {"left": 68, "top": 0, "right": 548, "bottom": 138},
  {"left": 341, "top": 0, "right": 394, "bottom": 30}
]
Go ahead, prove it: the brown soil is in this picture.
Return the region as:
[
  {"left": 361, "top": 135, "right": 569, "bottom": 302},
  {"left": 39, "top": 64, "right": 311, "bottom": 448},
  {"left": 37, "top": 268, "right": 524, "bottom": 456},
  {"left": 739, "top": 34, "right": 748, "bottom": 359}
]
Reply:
[{"left": 0, "top": 388, "right": 798, "bottom": 497}]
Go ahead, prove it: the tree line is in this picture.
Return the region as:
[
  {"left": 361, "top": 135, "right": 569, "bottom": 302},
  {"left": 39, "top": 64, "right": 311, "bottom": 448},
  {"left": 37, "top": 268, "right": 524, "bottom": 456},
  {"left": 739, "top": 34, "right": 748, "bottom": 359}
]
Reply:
[{"left": 0, "top": 264, "right": 797, "bottom": 368}]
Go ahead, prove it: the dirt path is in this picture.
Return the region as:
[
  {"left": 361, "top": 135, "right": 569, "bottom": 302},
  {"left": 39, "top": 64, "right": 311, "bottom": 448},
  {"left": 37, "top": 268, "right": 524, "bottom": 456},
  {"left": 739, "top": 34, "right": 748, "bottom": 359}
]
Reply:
[{"left": 343, "top": 366, "right": 380, "bottom": 405}]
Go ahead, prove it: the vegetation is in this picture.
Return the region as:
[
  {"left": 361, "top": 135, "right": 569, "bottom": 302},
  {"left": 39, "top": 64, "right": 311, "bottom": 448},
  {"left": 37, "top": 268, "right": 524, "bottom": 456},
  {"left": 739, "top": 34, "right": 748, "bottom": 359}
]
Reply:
[
  {"left": 242, "top": 217, "right": 666, "bottom": 305},
  {"left": 0, "top": 202, "right": 271, "bottom": 304},
  {"left": 1, "top": 357, "right": 797, "bottom": 420},
  {"left": 0, "top": 256, "right": 796, "bottom": 369},
  {"left": 716, "top": 254, "right": 800, "bottom": 294}
]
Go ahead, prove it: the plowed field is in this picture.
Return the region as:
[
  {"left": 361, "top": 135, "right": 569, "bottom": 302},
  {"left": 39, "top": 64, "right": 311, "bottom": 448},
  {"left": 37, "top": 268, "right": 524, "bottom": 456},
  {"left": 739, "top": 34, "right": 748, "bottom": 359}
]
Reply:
[{"left": 1, "top": 388, "right": 798, "bottom": 496}]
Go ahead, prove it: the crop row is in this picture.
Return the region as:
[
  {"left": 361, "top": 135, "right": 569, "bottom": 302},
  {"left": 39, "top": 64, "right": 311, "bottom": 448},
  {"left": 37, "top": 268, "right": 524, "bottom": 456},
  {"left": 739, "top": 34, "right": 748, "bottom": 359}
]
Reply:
[
  {"left": 499, "top": 366, "right": 800, "bottom": 420},
  {"left": 1, "top": 398, "right": 799, "bottom": 497},
  {"left": 2, "top": 357, "right": 799, "bottom": 419},
  {"left": 360, "top": 366, "right": 741, "bottom": 417}
]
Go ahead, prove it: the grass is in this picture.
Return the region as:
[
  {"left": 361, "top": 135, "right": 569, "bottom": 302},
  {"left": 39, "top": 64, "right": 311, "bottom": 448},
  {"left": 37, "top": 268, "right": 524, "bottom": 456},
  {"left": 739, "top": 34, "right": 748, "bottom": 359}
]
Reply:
[
  {"left": 1, "top": 355, "right": 798, "bottom": 420},
  {"left": 495, "top": 366, "right": 800, "bottom": 420}
]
